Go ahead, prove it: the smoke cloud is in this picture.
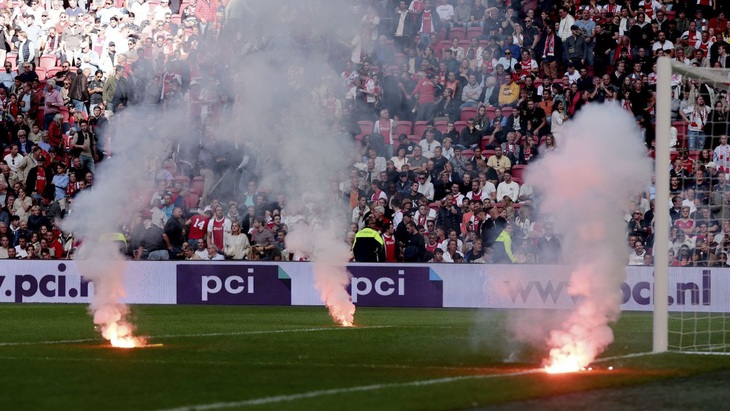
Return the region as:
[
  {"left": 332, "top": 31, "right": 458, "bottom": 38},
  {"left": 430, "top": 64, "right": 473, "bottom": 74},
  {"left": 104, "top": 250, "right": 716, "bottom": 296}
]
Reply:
[
  {"left": 509, "top": 104, "right": 652, "bottom": 370},
  {"left": 287, "top": 222, "right": 356, "bottom": 326},
  {"left": 222, "top": 1, "right": 361, "bottom": 325},
  {"left": 62, "top": 110, "right": 190, "bottom": 347},
  {"left": 65, "top": 0, "right": 364, "bottom": 339}
]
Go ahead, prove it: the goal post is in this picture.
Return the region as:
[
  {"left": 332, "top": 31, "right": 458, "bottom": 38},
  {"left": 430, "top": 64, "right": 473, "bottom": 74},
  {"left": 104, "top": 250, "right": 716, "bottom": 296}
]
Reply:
[
  {"left": 655, "top": 59, "right": 730, "bottom": 354},
  {"left": 654, "top": 56, "right": 671, "bottom": 353}
]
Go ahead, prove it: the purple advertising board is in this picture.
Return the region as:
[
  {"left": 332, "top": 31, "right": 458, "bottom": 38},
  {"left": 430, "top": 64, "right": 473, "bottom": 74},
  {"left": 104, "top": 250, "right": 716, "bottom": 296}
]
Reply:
[
  {"left": 177, "top": 264, "right": 291, "bottom": 305},
  {"left": 347, "top": 266, "right": 443, "bottom": 307}
]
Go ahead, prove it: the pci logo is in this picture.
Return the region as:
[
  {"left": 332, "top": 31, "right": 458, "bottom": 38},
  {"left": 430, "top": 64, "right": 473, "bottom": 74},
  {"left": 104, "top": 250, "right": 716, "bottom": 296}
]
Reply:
[
  {"left": 347, "top": 266, "right": 443, "bottom": 307},
  {"left": 0, "top": 263, "right": 91, "bottom": 303},
  {"left": 621, "top": 269, "right": 712, "bottom": 306},
  {"left": 176, "top": 264, "right": 292, "bottom": 305},
  {"left": 502, "top": 270, "right": 713, "bottom": 307}
]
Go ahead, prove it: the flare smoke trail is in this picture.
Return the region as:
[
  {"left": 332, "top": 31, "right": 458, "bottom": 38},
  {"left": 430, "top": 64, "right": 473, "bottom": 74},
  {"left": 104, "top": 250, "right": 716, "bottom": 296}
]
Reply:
[
  {"left": 62, "top": 111, "right": 192, "bottom": 348},
  {"left": 225, "top": 0, "right": 359, "bottom": 326},
  {"left": 287, "top": 222, "right": 355, "bottom": 326},
  {"left": 512, "top": 104, "right": 652, "bottom": 371},
  {"left": 66, "top": 0, "right": 362, "bottom": 340}
]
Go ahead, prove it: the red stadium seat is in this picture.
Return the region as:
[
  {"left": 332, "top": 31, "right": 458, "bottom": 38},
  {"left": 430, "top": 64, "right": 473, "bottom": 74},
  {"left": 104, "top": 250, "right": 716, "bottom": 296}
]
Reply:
[
  {"left": 191, "top": 176, "right": 205, "bottom": 195},
  {"left": 466, "top": 27, "right": 483, "bottom": 40},
  {"left": 435, "top": 40, "right": 451, "bottom": 58},
  {"left": 460, "top": 107, "right": 477, "bottom": 121},
  {"left": 355, "top": 121, "right": 373, "bottom": 141},
  {"left": 454, "top": 121, "right": 467, "bottom": 133},
  {"left": 672, "top": 121, "right": 687, "bottom": 149},
  {"left": 408, "top": 134, "right": 421, "bottom": 144},
  {"left": 39, "top": 55, "right": 57, "bottom": 70},
  {"left": 461, "top": 149, "right": 474, "bottom": 158},
  {"left": 448, "top": 27, "right": 466, "bottom": 41},
  {"left": 395, "top": 120, "right": 412, "bottom": 136},
  {"left": 357, "top": 120, "right": 373, "bottom": 138},
  {"left": 511, "top": 165, "right": 527, "bottom": 181},
  {"left": 35, "top": 67, "right": 46, "bottom": 80},
  {"left": 187, "top": 192, "right": 200, "bottom": 210},
  {"left": 434, "top": 120, "right": 448, "bottom": 134},
  {"left": 171, "top": 14, "right": 181, "bottom": 25},
  {"left": 485, "top": 107, "right": 497, "bottom": 121},
  {"left": 60, "top": 106, "right": 70, "bottom": 123},
  {"left": 175, "top": 175, "right": 191, "bottom": 187},
  {"left": 483, "top": 149, "right": 496, "bottom": 159},
  {"left": 6, "top": 53, "right": 16, "bottom": 70},
  {"left": 413, "top": 121, "right": 429, "bottom": 137},
  {"left": 46, "top": 67, "right": 62, "bottom": 79}
]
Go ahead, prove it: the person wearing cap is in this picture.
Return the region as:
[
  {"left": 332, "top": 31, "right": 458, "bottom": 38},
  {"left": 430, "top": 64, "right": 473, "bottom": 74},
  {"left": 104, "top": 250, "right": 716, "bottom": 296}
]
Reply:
[
  {"left": 563, "top": 24, "right": 587, "bottom": 69},
  {"left": 100, "top": 41, "right": 117, "bottom": 75},
  {"left": 75, "top": 38, "right": 97, "bottom": 69}
]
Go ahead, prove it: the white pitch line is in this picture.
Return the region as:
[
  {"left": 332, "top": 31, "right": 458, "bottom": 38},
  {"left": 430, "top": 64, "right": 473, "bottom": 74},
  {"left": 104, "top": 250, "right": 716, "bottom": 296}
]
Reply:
[
  {"left": 155, "top": 369, "right": 541, "bottom": 411},
  {"left": 593, "top": 351, "right": 659, "bottom": 363},
  {"left": 153, "top": 325, "right": 393, "bottom": 339},
  {"left": 0, "top": 355, "right": 503, "bottom": 373},
  {"left": 0, "top": 338, "right": 96, "bottom": 347},
  {"left": 0, "top": 326, "right": 393, "bottom": 347}
]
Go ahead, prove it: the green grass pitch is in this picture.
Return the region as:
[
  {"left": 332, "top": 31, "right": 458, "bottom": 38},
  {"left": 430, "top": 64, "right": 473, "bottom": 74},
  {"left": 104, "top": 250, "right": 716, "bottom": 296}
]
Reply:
[{"left": 1, "top": 305, "right": 730, "bottom": 411}]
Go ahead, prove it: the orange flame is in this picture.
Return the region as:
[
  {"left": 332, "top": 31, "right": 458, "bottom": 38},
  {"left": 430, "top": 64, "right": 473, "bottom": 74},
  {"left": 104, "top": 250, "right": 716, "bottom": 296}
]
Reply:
[
  {"left": 331, "top": 307, "right": 355, "bottom": 328},
  {"left": 543, "top": 345, "right": 592, "bottom": 374},
  {"left": 102, "top": 321, "right": 147, "bottom": 348},
  {"left": 93, "top": 304, "right": 147, "bottom": 348}
]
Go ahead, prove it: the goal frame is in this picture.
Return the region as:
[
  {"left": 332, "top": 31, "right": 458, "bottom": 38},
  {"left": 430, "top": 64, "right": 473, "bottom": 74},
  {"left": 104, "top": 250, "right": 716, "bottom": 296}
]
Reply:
[{"left": 655, "top": 59, "right": 730, "bottom": 353}]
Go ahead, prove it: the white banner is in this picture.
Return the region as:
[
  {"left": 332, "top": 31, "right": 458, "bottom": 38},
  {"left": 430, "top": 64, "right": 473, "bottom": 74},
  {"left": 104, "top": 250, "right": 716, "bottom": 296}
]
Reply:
[{"left": 0, "top": 261, "right": 728, "bottom": 312}]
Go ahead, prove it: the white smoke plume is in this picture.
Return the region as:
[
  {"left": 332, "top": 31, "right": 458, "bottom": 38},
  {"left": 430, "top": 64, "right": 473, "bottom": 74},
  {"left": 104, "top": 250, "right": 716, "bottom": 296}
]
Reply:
[
  {"left": 76, "top": 242, "right": 146, "bottom": 348},
  {"left": 287, "top": 222, "right": 355, "bottom": 326},
  {"left": 62, "top": 110, "right": 192, "bottom": 348},
  {"left": 511, "top": 104, "right": 652, "bottom": 371},
  {"left": 223, "top": 1, "right": 360, "bottom": 326},
  {"left": 64, "top": 0, "right": 362, "bottom": 340}
]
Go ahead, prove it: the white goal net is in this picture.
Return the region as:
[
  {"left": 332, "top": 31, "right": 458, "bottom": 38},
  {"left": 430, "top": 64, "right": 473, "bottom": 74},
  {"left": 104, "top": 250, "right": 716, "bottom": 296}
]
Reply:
[{"left": 659, "top": 61, "right": 730, "bottom": 354}]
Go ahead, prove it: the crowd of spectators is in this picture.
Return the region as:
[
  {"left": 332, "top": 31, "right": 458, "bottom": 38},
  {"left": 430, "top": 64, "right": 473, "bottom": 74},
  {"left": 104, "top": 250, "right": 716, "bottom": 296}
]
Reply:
[
  {"left": 0, "top": 0, "right": 227, "bottom": 260},
  {"left": 343, "top": 0, "right": 730, "bottom": 266},
  {"left": 1, "top": 0, "right": 730, "bottom": 265}
]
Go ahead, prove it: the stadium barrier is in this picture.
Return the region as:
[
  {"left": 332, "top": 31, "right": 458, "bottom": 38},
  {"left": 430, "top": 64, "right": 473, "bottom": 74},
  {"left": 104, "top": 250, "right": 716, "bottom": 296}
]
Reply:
[{"left": 0, "top": 262, "right": 727, "bottom": 312}]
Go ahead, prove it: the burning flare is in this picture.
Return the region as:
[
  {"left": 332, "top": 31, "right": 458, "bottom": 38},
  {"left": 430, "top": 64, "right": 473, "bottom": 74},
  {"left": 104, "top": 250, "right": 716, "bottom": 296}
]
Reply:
[
  {"left": 515, "top": 105, "right": 652, "bottom": 374},
  {"left": 287, "top": 222, "right": 356, "bottom": 327},
  {"left": 78, "top": 242, "right": 148, "bottom": 348},
  {"left": 544, "top": 350, "right": 588, "bottom": 374},
  {"left": 94, "top": 304, "right": 147, "bottom": 348}
]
